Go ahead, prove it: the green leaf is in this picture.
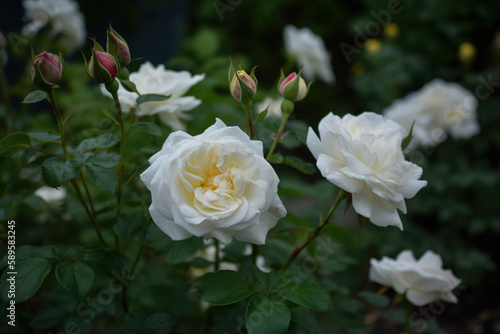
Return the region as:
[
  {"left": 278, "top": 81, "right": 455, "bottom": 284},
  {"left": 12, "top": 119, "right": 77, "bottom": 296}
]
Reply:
[
  {"left": 119, "top": 78, "right": 139, "bottom": 93},
  {"left": 250, "top": 265, "right": 289, "bottom": 292},
  {"left": 165, "top": 236, "right": 204, "bottom": 263},
  {"left": 268, "top": 153, "right": 284, "bottom": 164},
  {"left": 136, "top": 94, "right": 170, "bottom": 105},
  {"left": 77, "top": 133, "right": 118, "bottom": 152},
  {"left": 245, "top": 295, "right": 291, "bottom": 334},
  {"left": 42, "top": 157, "right": 82, "bottom": 187},
  {"left": 357, "top": 291, "right": 390, "bottom": 308},
  {"left": 113, "top": 212, "right": 145, "bottom": 239},
  {"left": 401, "top": 120, "right": 415, "bottom": 150},
  {"left": 277, "top": 283, "right": 332, "bottom": 312},
  {"left": 85, "top": 163, "right": 118, "bottom": 193},
  {"left": 143, "top": 313, "right": 175, "bottom": 334},
  {"left": 254, "top": 107, "right": 268, "bottom": 125},
  {"left": 322, "top": 225, "right": 357, "bottom": 245},
  {"left": 130, "top": 122, "right": 162, "bottom": 136},
  {"left": 28, "top": 132, "right": 60, "bottom": 143},
  {"left": 87, "top": 152, "right": 121, "bottom": 168},
  {"left": 22, "top": 90, "right": 48, "bottom": 104},
  {"left": 194, "top": 270, "right": 254, "bottom": 305},
  {"left": 283, "top": 156, "right": 316, "bottom": 175},
  {"left": 81, "top": 249, "right": 125, "bottom": 279},
  {"left": 55, "top": 261, "right": 95, "bottom": 299},
  {"left": 0, "top": 258, "right": 52, "bottom": 303},
  {"left": 0, "top": 132, "right": 30, "bottom": 158}
]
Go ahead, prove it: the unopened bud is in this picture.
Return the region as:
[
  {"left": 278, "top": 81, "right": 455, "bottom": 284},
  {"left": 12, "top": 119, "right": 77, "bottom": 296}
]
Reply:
[
  {"left": 228, "top": 56, "right": 258, "bottom": 104},
  {"left": 278, "top": 70, "right": 309, "bottom": 102},
  {"left": 107, "top": 25, "right": 131, "bottom": 67},
  {"left": 31, "top": 51, "right": 63, "bottom": 89}
]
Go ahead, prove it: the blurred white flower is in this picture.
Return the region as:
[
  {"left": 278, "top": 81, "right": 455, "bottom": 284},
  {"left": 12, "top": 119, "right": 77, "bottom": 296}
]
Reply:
[
  {"left": 22, "top": 0, "right": 86, "bottom": 52},
  {"left": 283, "top": 24, "right": 335, "bottom": 85},
  {"left": 307, "top": 112, "right": 427, "bottom": 229},
  {"left": 35, "top": 186, "right": 66, "bottom": 203},
  {"left": 101, "top": 62, "right": 205, "bottom": 131},
  {"left": 255, "top": 96, "right": 284, "bottom": 118},
  {"left": 383, "top": 78, "right": 479, "bottom": 150},
  {"left": 243, "top": 245, "right": 271, "bottom": 273},
  {"left": 370, "top": 250, "right": 461, "bottom": 306}
]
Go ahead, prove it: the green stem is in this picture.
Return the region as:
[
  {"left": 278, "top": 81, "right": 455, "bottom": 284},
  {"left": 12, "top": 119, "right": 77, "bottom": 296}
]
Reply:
[
  {"left": 46, "top": 88, "right": 69, "bottom": 160},
  {"left": 70, "top": 179, "right": 107, "bottom": 246},
  {"left": 281, "top": 189, "right": 345, "bottom": 270},
  {"left": 214, "top": 240, "right": 220, "bottom": 271},
  {"left": 24, "top": 146, "right": 64, "bottom": 159},
  {"left": 405, "top": 300, "right": 412, "bottom": 333},
  {"left": 80, "top": 170, "right": 99, "bottom": 229},
  {"left": 266, "top": 112, "right": 290, "bottom": 161},
  {"left": 243, "top": 102, "right": 254, "bottom": 139},
  {"left": 110, "top": 89, "right": 126, "bottom": 251}
]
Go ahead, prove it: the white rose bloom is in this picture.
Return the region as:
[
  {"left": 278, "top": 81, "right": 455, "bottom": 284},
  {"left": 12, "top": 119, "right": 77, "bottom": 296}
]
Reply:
[
  {"left": 369, "top": 250, "right": 462, "bottom": 306},
  {"left": 101, "top": 62, "right": 205, "bottom": 131},
  {"left": 307, "top": 112, "right": 427, "bottom": 229},
  {"left": 22, "top": 0, "right": 86, "bottom": 52},
  {"left": 35, "top": 186, "right": 67, "bottom": 203},
  {"left": 140, "top": 119, "right": 287, "bottom": 244},
  {"left": 383, "top": 78, "right": 479, "bottom": 149},
  {"left": 255, "top": 96, "right": 284, "bottom": 118},
  {"left": 283, "top": 24, "right": 335, "bottom": 85}
]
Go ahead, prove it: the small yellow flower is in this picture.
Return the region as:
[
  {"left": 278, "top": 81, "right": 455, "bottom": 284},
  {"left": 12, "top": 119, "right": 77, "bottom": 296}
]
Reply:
[
  {"left": 458, "top": 42, "right": 476, "bottom": 63},
  {"left": 365, "top": 39, "right": 382, "bottom": 54},
  {"left": 383, "top": 23, "right": 399, "bottom": 39}
]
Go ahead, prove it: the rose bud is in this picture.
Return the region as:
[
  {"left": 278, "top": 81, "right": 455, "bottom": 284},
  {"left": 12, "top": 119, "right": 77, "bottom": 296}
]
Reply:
[
  {"left": 83, "top": 39, "right": 118, "bottom": 83},
  {"left": 31, "top": 51, "right": 63, "bottom": 89},
  {"left": 106, "top": 25, "right": 131, "bottom": 67},
  {"left": 278, "top": 69, "right": 310, "bottom": 102},
  {"left": 228, "top": 56, "right": 258, "bottom": 104}
]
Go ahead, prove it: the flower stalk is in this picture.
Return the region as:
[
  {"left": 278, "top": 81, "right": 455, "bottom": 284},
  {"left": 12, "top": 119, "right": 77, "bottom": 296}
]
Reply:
[{"left": 281, "top": 189, "right": 345, "bottom": 270}]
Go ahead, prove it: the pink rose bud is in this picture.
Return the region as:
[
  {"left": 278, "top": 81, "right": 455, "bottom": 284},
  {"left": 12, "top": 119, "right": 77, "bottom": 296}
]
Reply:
[
  {"left": 31, "top": 51, "right": 63, "bottom": 88},
  {"left": 278, "top": 70, "right": 309, "bottom": 102},
  {"left": 229, "top": 70, "right": 257, "bottom": 101},
  {"left": 88, "top": 50, "right": 118, "bottom": 83},
  {"left": 106, "top": 25, "right": 131, "bottom": 67}
]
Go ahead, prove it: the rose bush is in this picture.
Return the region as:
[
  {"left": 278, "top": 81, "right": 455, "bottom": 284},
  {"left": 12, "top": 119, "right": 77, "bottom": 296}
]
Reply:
[
  {"left": 369, "top": 250, "right": 462, "bottom": 306},
  {"left": 140, "top": 118, "right": 287, "bottom": 244},
  {"left": 101, "top": 61, "right": 205, "bottom": 130},
  {"left": 306, "top": 112, "right": 427, "bottom": 229},
  {"left": 383, "top": 78, "right": 479, "bottom": 149}
]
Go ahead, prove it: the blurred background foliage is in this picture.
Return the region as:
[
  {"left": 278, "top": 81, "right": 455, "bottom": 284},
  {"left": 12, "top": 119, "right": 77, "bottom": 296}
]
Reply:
[{"left": 1, "top": 0, "right": 500, "bottom": 333}]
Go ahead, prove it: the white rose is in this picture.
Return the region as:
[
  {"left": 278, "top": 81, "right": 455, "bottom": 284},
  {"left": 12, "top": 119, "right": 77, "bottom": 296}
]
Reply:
[
  {"left": 369, "top": 250, "right": 461, "bottom": 306},
  {"left": 283, "top": 24, "right": 335, "bottom": 85},
  {"left": 140, "top": 119, "right": 287, "bottom": 244},
  {"left": 22, "top": 0, "right": 86, "bottom": 52},
  {"left": 306, "top": 112, "right": 427, "bottom": 229},
  {"left": 35, "top": 186, "right": 67, "bottom": 203},
  {"left": 383, "top": 78, "right": 479, "bottom": 149},
  {"left": 101, "top": 62, "right": 205, "bottom": 131}
]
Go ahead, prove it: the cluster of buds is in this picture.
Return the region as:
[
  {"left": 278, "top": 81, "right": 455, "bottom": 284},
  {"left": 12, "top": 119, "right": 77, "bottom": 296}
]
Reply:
[
  {"left": 83, "top": 25, "right": 131, "bottom": 85},
  {"left": 228, "top": 57, "right": 258, "bottom": 106},
  {"left": 277, "top": 68, "right": 311, "bottom": 115},
  {"left": 31, "top": 51, "right": 64, "bottom": 89}
]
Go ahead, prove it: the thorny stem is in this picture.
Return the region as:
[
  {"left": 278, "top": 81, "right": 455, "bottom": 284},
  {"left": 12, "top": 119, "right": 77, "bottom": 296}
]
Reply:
[{"left": 281, "top": 189, "right": 345, "bottom": 270}]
